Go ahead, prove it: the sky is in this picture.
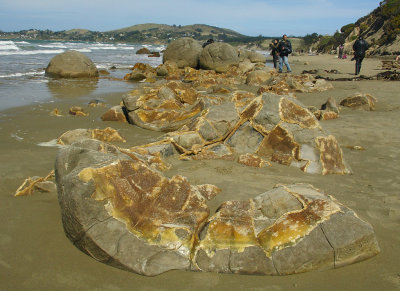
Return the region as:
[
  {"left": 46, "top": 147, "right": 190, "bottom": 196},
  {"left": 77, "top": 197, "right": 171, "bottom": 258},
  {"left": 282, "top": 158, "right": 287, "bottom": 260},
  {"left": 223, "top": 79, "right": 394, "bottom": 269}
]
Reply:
[{"left": 0, "top": 0, "right": 380, "bottom": 37}]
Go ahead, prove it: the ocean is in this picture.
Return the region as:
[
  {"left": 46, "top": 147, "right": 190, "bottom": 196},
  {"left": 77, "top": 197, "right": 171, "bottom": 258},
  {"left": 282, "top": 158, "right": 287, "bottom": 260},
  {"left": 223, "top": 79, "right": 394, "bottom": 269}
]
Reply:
[{"left": 0, "top": 39, "right": 166, "bottom": 111}]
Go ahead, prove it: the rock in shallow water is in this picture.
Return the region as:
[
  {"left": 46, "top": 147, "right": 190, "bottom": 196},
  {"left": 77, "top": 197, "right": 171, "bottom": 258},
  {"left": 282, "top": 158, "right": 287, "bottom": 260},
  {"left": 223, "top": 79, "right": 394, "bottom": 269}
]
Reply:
[{"left": 45, "top": 50, "right": 99, "bottom": 78}]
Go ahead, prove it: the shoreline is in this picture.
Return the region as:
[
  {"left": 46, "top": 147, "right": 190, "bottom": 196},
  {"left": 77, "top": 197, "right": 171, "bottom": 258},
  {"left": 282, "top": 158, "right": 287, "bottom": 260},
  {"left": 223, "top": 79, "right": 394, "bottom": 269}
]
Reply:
[{"left": 1, "top": 54, "right": 399, "bottom": 290}]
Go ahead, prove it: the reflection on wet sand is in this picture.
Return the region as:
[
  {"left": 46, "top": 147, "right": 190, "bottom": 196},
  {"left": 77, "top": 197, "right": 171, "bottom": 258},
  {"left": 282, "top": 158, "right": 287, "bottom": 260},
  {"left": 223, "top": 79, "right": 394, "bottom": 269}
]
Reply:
[{"left": 47, "top": 78, "right": 98, "bottom": 99}]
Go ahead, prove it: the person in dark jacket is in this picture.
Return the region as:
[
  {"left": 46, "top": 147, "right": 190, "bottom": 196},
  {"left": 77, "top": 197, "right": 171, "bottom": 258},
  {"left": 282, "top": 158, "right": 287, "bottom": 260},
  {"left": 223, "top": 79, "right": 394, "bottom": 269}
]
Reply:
[
  {"left": 269, "top": 39, "right": 280, "bottom": 69},
  {"left": 277, "top": 34, "right": 292, "bottom": 73},
  {"left": 353, "top": 36, "right": 369, "bottom": 75},
  {"left": 202, "top": 38, "right": 214, "bottom": 48}
]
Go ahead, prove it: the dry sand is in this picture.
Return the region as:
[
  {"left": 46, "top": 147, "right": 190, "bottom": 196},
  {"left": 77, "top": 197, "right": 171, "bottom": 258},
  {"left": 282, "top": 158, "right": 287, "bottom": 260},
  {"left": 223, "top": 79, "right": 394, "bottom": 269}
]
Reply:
[{"left": 1, "top": 54, "right": 399, "bottom": 290}]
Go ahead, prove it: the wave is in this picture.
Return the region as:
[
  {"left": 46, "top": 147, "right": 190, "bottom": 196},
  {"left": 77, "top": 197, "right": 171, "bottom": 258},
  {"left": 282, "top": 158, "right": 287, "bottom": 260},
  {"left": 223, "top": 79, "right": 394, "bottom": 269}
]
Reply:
[
  {"left": 89, "top": 46, "right": 118, "bottom": 50},
  {"left": 0, "top": 71, "right": 45, "bottom": 78},
  {"left": 95, "top": 63, "right": 133, "bottom": 70},
  {"left": 76, "top": 48, "right": 92, "bottom": 53},
  {"left": 0, "top": 49, "right": 65, "bottom": 56},
  {"left": 0, "top": 40, "right": 19, "bottom": 51},
  {"left": 38, "top": 43, "right": 68, "bottom": 49},
  {"left": 37, "top": 139, "right": 61, "bottom": 148}
]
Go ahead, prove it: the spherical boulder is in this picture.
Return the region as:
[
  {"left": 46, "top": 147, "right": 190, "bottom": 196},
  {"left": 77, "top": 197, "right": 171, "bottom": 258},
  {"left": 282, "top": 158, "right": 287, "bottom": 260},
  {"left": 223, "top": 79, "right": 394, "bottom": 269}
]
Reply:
[
  {"left": 45, "top": 50, "right": 98, "bottom": 78},
  {"left": 163, "top": 38, "right": 203, "bottom": 69},
  {"left": 199, "top": 42, "right": 239, "bottom": 73}
]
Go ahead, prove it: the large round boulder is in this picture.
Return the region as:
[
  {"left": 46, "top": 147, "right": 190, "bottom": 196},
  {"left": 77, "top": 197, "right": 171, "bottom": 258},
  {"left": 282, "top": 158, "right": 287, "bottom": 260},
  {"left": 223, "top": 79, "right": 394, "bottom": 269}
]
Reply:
[
  {"left": 162, "top": 38, "right": 203, "bottom": 69},
  {"left": 55, "top": 139, "right": 380, "bottom": 276},
  {"left": 45, "top": 50, "right": 99, "bottom": 78},
  {"left": 239, "top": 49, "right": 267, "bottom": 63},
  {"left": 199, "top": 42, "right": 239, "bottom": 73}
]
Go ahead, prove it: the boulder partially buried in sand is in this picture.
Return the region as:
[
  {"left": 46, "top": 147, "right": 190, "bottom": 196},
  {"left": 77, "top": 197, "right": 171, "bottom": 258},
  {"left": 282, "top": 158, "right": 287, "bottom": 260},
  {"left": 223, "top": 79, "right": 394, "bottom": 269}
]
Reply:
[
  {"left": 193, "top": 183, "right": 380, "bottom": 275},
  {"left": 340, "top": 93, "right": 377, "bottom": 111},
  {"left": 55, "top": 139, "right": 380, "bottom": 276},
  {"left": 167, "top": 92, "right": 351, "bottom": 175},
  {"left": 45, "top": 50, "right": 99, "bottom": 78},
  {"left": 122, "top": 82, "right": 205, "bottom": 132},
  {"left": 55, "top": 139, "right": 220, "bottom": 276}
]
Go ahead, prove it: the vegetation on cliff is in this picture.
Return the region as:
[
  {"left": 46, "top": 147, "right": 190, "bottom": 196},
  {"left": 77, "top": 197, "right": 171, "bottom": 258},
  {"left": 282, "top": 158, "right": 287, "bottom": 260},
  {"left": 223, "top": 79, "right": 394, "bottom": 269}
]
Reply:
[{"left": 309, "top": 0, "right": 400, "bottom": 55}]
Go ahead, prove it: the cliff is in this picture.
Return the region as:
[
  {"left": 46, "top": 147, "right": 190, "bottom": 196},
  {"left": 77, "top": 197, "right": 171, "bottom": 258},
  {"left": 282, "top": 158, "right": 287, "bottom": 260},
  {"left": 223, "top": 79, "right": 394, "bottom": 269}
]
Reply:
[{"left": 315, "top": 0, "right": 400, "bottom": 55}]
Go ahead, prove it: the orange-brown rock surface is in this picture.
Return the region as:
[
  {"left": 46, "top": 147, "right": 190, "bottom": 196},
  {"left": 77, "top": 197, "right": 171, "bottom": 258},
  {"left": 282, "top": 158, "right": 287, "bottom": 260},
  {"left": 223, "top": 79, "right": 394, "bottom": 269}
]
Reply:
[
  {"left": 55, "top": 139, "right": 220, "bottom": 276},
  {"left": 340, "top": 93, "right": 377, "bottom": 111},
  {"left": 54, "top": 139, "right": 379, "bottom": 276},
  {"left": 159, "top": 92, "right": 350, "bottom": 175},
  {"left": 193, "top": 184, "right": 380, "bottom": 275},
  {"left": 57, "top": 127, "right": 126, "bottom": 145},
  {"left": 122, "top": 83, "right": 205, "bottom": 132},
  {"left": 124, "top": 62, "right": 157, "bottom": 82}
]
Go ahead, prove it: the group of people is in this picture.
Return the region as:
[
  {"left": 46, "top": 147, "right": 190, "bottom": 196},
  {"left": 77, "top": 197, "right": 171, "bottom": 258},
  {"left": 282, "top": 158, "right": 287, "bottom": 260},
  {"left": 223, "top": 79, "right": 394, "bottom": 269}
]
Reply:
[
  {"left": 269, "top": 34, "right": 292, "bottom": 73},
  {"left": 270, "top": 35, "right": 371, "bottom": 75}
]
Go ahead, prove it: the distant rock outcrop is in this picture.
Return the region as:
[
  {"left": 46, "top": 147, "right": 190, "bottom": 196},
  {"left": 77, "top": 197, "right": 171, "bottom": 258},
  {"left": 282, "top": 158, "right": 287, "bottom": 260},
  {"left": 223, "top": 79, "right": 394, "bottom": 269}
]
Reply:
[{"left": 45, "top": 50, "right": 99, "bottom": 78}]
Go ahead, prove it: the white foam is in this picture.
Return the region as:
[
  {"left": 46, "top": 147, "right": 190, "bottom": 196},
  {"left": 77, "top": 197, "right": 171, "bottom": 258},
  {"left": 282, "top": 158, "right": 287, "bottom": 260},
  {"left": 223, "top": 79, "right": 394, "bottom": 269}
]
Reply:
[
  {"left": 0, "top": 49, "right": 65, "bottom": 56},
  {"left": 38, "top": 43, "right": 68, "bottom": 49},
  {"left": 118, "top": 46, "right": 136, "bottom": 50},
  {"left": 37, "top": 139, "right": 62, "bottom": 148},
  {"left": 76, "top": 48, "right": 92, "bottom": 53},
  {"left": 10, "top": 133, "right": 24, "bottom": 141},
  {"left": 89, "top": 45, "right": 118, "bottom": 50},
  {"left": 0, "top": 71, "right": 45, "bottom": 78},
  {"left": 0, "top": 40, "right": 19, "bottom": 51}
]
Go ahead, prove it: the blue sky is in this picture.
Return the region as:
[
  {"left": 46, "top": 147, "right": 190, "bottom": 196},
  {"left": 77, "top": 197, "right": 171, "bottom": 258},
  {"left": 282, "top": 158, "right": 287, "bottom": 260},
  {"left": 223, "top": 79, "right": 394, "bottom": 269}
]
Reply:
[{"left": 0, "top": 0, "right": 380, "bottom": 36}]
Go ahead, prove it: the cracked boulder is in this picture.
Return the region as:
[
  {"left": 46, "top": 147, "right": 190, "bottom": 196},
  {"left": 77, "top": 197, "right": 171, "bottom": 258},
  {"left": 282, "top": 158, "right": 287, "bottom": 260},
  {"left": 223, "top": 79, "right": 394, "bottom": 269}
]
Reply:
[
  {"left": 123, "top": 83, "right": 205, "bottom": 132},
  {"left": 55, "top": 139, "right": 220, "bottom": 276},
  {"left": 124, "top": 63, "right": 157, "bottom": 82},
  {"left": 57, "top": 127, "right": 126, "bottom": 145},
  {"left": 255, "top": 72, "right": 333, "bottom": 96},
  {"left": 192, "top": 183, "right": 380, "bottom": 275},
  {"left": 55, "top": 140, "right": 379, "bottom": 276},
  {"left": 172, "top": 92, "right": 350, "bottom": 175}
]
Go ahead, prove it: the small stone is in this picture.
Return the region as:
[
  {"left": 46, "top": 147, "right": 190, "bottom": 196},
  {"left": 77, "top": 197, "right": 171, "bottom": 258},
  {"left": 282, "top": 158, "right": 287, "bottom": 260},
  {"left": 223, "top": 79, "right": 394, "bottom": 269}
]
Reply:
[{"left": 69, "top": 106, "right": 88, "bottom": 116}]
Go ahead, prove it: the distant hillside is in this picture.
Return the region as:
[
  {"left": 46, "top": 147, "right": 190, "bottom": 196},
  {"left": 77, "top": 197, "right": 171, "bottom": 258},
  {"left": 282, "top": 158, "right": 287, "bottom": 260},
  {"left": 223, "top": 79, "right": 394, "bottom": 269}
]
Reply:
[
  {"left": 106, "top": 23, "right": 252, "bottom": 44},
  {"left": 0, "top": 23, "right": 268, "bottom": 45},
  {"left": 312, "top": 0, "right": 400, "bottom": 55}
]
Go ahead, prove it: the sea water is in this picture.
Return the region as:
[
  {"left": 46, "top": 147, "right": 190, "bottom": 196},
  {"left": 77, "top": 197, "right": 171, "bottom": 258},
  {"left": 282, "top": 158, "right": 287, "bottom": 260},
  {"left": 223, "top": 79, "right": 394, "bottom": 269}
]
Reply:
[{"left": 0, "top": 39, "right": 166, "bottom": 110}]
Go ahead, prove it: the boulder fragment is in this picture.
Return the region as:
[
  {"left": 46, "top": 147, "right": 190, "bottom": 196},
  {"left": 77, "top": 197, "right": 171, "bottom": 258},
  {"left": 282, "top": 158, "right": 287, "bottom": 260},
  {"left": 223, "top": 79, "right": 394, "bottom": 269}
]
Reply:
[{"left": 340, "top": 93, "right": 377, "bottom": 111}]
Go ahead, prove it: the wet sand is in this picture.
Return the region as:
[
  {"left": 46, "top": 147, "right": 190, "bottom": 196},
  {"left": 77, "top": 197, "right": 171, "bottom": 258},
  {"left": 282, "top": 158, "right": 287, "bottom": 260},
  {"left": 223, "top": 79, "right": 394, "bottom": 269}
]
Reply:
[{"left": 1, "top": 55, "right": 399, "bottom": 290}]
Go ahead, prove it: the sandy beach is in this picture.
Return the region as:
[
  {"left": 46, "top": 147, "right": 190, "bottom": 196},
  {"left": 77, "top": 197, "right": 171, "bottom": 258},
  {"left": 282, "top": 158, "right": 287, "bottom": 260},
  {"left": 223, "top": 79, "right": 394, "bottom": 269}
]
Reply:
[{"left": 1, "top": 54, "right": 399, "bottom": 290}]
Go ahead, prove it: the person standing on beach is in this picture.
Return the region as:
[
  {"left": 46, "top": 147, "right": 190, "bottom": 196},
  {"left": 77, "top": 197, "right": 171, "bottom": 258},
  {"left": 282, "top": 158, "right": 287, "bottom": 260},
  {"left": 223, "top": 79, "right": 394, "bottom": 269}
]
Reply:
[
  {"left": 353, "top": 36, "right": 369, "bottom": 75},
  {"left": 269, "top": 39, "right": 280, "bottom": 69},
  {"left": 277, "top": 34, "right": 292, "bottom": 73},
  {"left": 338, "top": 44, "right": 344, "bottom": 59}
]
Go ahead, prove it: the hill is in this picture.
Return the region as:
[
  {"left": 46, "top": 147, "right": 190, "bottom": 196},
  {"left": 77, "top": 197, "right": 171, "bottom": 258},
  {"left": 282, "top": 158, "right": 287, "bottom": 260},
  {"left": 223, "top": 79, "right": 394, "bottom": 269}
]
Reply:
[
  {"left": 312, "top": 0, "right": 400, "bottom": 55},
  {"left": 106, "top": 23, "right": 255, "bottom": 44},
  {"left": 0, "top": 23, "right": 267, "bottom": 45}
]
